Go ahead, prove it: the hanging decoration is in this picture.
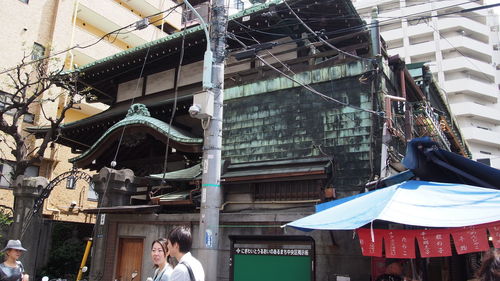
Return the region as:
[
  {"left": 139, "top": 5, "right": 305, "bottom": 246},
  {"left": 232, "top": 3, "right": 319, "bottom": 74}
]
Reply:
[{"left": 357, "top": 221, "right": 499, "bottom": 258}]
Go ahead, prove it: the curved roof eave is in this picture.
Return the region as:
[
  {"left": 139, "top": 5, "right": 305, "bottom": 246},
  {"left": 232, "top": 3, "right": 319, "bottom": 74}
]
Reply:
[{"left": 70, "top": 114, "right": 202, "bottom": 163}]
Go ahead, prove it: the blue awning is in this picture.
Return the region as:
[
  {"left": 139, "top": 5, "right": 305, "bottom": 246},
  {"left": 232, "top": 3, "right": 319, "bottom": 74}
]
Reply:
[{"left": 284, "top": 180, "right": 500, "bottom": 231}]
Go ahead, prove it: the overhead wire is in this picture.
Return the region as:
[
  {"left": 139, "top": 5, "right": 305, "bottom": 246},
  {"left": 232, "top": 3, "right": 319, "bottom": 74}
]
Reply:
[
  {"left": 0, "top": 3, "right": 183, "bottom": 76},
  {"left": 426, "top": 23, "right": 496, "bottom": 84},
  {"left": 89, "top": 1, "right": 178, "bottom": 248},
  {"left": 256, "top": 54, "right": 383, "bottom": 115},
  {"left": 0, "top": 0, "right": 489, "bottom": 76},
  {"left": 226, "top": 0, "right": 499, "bottom": 87},
  {"left": 160, "top": 6, "right": 189, "bottom": 182},
  {"left": 227, "top": 0, "right": 486, "bottom": 47}
]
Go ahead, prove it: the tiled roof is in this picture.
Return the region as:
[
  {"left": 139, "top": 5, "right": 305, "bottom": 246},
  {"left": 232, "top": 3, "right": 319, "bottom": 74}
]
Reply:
[
  {"left": 150, "top": 164, "right": 202, "bottom": 181},
  {"left": 70, "top": 103, "right": 202, "bottom": 163}
]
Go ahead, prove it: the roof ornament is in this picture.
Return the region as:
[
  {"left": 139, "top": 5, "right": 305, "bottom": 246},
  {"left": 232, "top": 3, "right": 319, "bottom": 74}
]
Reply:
[{"left": 126, "top": 103, "right": 151, "bottom": 117}]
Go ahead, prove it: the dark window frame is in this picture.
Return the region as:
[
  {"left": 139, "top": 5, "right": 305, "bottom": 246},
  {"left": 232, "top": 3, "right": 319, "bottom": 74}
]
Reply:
[
  {"left": 32, "top": 42, "right": 45, "bottom": 60},
  {"left": 236, "top": 0, "right": 244, "bottom": 10},
  {"left": 0, "top": 91, "right": 35, "bottom": 123}
]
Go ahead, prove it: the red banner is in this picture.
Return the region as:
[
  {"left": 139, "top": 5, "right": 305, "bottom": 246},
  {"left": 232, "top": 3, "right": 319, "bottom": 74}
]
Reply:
[
  {"left": 416, "top": 229, "right": 452, "bottom": 257},
  {"left": 488, "top": 224, "right": 500, "bottom": 248},
  {"left": 357, "top": 228, "right": 383, "bottom": 257},
  {"left": 451, "top": 228, "right": 490, "bottom": 254},
  {"left": 356, "top": 220, "right": 500, "bottom": 258},
  {"left": 381, "top": 229, "right": 416, "bottom": 259}
]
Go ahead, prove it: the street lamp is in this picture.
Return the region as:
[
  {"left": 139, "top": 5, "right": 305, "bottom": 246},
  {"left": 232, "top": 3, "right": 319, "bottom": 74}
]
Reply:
[{"left": 66, "top": 167, "right": 77, "bottom": 189}]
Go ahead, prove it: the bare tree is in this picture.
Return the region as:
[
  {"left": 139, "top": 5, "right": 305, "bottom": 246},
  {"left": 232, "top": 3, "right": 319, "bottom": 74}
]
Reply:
[{"left": 0, "top": 51, "right": 84, "bottom": 187}]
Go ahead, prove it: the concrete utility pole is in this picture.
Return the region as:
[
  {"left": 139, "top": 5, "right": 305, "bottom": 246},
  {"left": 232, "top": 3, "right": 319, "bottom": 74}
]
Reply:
[{"left": 197, "top": 0, "right": 227, "bottom": 279}]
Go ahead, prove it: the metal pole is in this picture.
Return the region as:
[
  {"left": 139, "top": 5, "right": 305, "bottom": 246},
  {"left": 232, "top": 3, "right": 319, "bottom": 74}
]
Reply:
[
  {"left": 76, "top": 239, "right": 92, "bottom": 281},
  {"left": 198, "top": 0, "right": 227, "bottom": 280}
]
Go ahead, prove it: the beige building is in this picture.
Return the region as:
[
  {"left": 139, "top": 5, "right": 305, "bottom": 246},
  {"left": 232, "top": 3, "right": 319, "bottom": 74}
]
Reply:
[{"left": 0, "top": 0, "right": 182, "bottom": 226}]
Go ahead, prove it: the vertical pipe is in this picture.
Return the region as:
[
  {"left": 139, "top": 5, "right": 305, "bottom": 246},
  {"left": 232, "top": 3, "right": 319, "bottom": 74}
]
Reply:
[
  {"left": 370, "top": 7, "right": 381, "bottom": 57},
  {"left": 400, "top": 68, "right": 412, "bottom": 141},
  {"left": 69, "top": 0, "right": 80, "bottom": 70},
  {"left": 76, "top": 239, "right": 93, "bottom": 281}
]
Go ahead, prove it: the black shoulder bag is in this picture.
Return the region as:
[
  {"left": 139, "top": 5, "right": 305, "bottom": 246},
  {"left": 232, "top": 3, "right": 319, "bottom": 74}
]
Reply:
[{"left": 180, "top": 261, "right": 195, "bottom": 281}]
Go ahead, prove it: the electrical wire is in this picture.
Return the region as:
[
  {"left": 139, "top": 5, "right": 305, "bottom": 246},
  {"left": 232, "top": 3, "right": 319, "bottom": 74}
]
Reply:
[
  {"left": 230, "top": 24, "right": 382, "bottom": 117},
  {"left": 89, "top": 1, "right": 177, "bottom": 247},
  {"left": 256, "top": 54, "right": 383, "bottom": 116},
  {"left": 0, "top": 3, "right": 183, "bottom": 76},
  {"left": 1, "top": 0, "right": 489, "bottom": 77},
  {"left": 110, "top": 7, "right": 178, "bottom": 164},
  {"left": 426, "top": 23, "right": 496, "bottom": 84},
  {"left": 160, "top": 7, "right": 189, "bottom": 181},
  {"left": 227, "top": 0, "right": 487, "bottom": 49}
]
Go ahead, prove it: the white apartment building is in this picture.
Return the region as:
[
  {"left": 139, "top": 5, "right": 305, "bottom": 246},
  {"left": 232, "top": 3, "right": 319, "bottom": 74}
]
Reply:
[{"left": 354, "top": 0, "right": 500, "bottom": 169}]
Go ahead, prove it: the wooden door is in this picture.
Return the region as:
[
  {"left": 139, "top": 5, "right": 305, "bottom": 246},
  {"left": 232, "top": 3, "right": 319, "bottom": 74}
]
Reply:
[{"left": 115, "top": 238, "right": 144, "bottom": 281}]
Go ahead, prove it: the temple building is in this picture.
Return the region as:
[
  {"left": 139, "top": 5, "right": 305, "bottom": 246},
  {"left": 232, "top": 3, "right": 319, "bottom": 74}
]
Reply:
[{"left": 28, "top": 0, "right": 470, "bottom": 279}]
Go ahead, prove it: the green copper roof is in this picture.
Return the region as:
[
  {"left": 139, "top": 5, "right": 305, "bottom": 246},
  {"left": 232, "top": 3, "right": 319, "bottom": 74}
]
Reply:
[
  {"left": 70, "top": 104, "right": 202, "bottom": 163},
  {"left": 75, "top": 0, "right": 284, "bottom": 73},
  {"left": 150, "top": 164, "right": 202, "bottom": 181}
]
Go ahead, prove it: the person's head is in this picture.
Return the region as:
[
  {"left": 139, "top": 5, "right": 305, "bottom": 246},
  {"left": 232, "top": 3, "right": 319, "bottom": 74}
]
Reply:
[
  {"left": 476, "top": 249, "right": 500, "bottom": 281},
  {"left": 151, "top": 238, "right": 169, "bottom": 268},
  {"left": 167, "top": 226, "right": 192, "bottom": 259},
  {"left": 385, "top": 259, "right": 404, "bottom": 276},
  {"left": 2, "top": 240, "right": 26, "bottom": 261}
]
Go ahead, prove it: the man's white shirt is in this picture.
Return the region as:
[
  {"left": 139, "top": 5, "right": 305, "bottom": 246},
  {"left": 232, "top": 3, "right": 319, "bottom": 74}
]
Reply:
[{"left": 170, "top": 252, "right": 205, "bottom": 281}]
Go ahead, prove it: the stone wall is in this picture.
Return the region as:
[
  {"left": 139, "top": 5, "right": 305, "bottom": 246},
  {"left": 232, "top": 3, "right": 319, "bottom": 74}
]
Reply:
[{"left": 97, "top": 212, "right": 371, "bottom": 281}]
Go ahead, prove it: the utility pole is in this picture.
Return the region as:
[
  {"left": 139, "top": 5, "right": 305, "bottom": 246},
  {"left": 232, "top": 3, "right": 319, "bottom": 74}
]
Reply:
[{"left": 197, "top": 0, "right": 227, "bottom": 279}]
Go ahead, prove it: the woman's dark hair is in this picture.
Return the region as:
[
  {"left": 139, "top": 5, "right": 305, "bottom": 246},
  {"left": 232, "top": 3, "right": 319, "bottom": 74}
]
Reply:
[
  {"left": 151, "top": 238, "right": 169, "bottom": 268},
  {"left": 476, "top": 249, "right": 500, "bottom": 281},
  {"left": 168, "top": 226, "right": 192, "bottom": 253}
]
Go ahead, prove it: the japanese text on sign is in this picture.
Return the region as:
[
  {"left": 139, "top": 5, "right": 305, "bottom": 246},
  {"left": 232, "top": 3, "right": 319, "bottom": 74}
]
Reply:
[{"left": 234, "top": 247, "right": 310, "bottom": 256}]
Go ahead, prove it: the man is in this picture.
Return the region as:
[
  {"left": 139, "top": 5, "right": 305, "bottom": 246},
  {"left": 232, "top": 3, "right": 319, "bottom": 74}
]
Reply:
[
  {"left": 375, "top": 259, "right": 405, "bottom": 281},
  {"left": 167, "top": 226, "right": 205, "bottom": 281}
]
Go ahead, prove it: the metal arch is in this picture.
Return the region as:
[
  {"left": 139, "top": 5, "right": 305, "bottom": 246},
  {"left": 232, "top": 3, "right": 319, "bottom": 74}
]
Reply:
[
  {"left": 32, "top": 170, "right": 93, "bottom": 215},
  {"left": 21, "top": 170, "right": 93, "bottom": 239}
]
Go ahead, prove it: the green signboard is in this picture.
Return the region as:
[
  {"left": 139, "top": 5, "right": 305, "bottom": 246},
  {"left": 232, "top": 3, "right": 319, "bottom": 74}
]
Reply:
[{"left": 230, "top": 236, "right": 315, "bottom": 281}]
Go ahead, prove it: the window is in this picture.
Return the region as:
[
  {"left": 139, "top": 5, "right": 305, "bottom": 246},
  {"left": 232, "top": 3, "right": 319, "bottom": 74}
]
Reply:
[
  {"left": 235, "top": 0, "right": 244, "bottom": 10},
  {"left": 23, "top": 113, "right": 35, "bottom": 124},
  {"left": 32, "top": 43, "right": 45, "bottom": 60},
  {"left": 0, "top": 163, "right": 14, "bottom": 188},
  {"left": 0, "top": 161, "right": 39, "bottom": 188},
  {"left": 255, "top": 180, "right": 320, "bottom": 201},
  {"left": 88, "top": 183, "right": 98, "bottom": 201},
  {"left": 0, "top": 91, "right": 19, "bottom": 115},
  {"left": 18, "top": 0, "right": 29, "bottom": 3},
  {"left": 0, "top": 91, "right": 35, "bottom": 123},
  {"left": 477, "top": 158, "right": 491, "bottom": 166}
]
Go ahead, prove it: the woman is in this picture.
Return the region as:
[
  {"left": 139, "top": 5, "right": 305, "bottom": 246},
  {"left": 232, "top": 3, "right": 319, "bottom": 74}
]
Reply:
[
  {"left": 151, "top": 238, "right": 173, "bottom": 281},
  {"left": 476, "top": 249, "right": 500, "bottom": 281},
  {"left": 0, "top": 240, "right": 28, "bottom": 281}
]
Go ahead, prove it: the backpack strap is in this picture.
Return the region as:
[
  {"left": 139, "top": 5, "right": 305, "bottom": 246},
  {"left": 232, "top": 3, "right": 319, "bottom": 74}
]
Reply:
[
  {"left": 179, "top": 261, "right": 195, "bottom": 281},
  {"left": 16, "top": 261, "right": 24, "bottom": 274}
]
